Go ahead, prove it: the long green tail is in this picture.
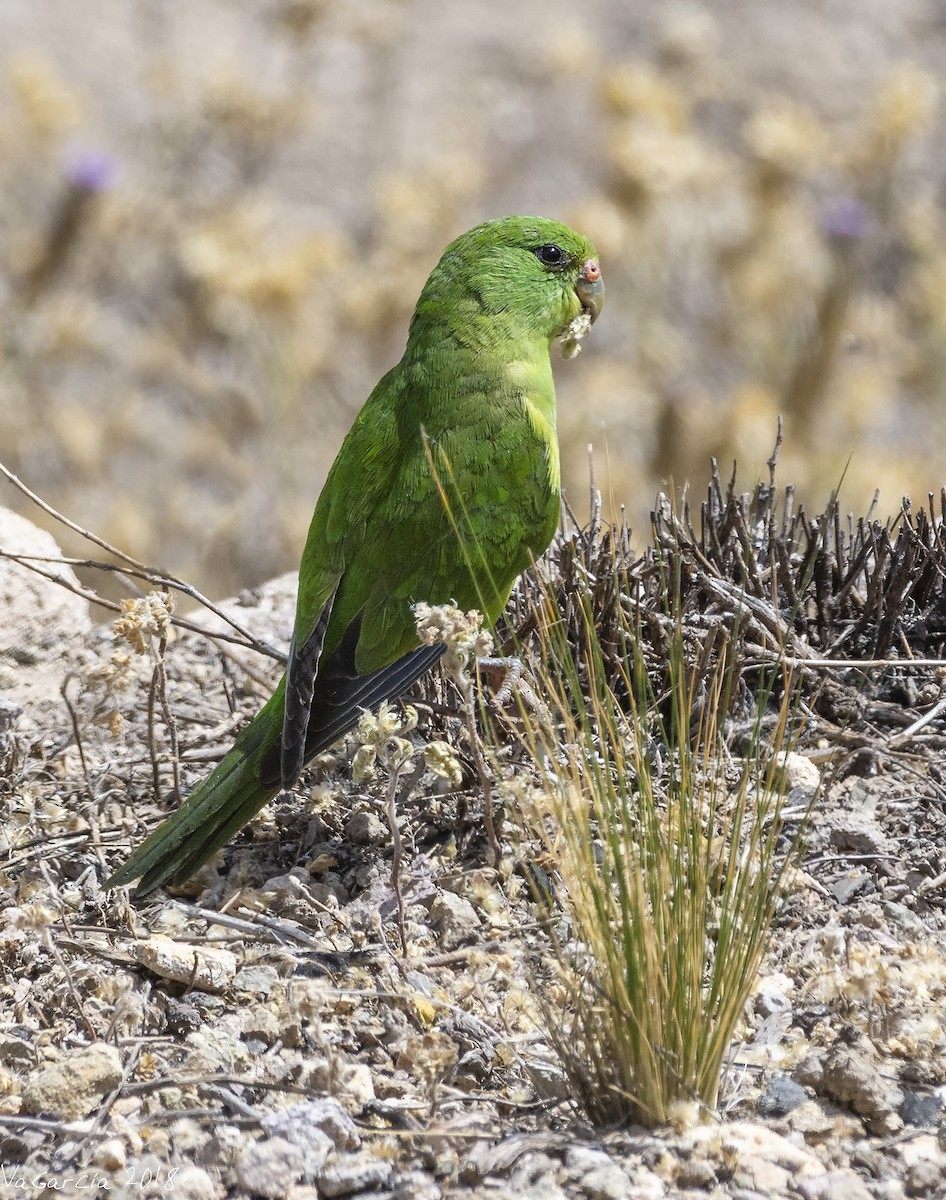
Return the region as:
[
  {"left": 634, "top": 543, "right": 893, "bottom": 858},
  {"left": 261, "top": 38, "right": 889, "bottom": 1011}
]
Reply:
[
  {"left": 106, "top": 639, "right": 445, "bottom": 897},
  {"left": 105, "top": 696, "right": 282, "bottom": 897}
]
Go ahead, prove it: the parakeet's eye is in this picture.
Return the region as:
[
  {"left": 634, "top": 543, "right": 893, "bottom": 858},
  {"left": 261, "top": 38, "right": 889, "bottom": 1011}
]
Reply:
[{"left": 534, "top": 244, "right": 568, "bottom": 268}]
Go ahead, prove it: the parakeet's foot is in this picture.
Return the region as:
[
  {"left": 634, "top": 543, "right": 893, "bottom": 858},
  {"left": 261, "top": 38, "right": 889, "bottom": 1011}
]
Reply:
[
  {"left": 476, "top": 655, "right": 523, "bottom": 708},
  {"left": 477, "top": 655, "right": 556, "bottom": 731}
]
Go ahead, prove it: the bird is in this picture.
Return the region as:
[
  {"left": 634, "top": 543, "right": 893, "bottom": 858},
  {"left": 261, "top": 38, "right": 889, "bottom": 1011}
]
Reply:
[{"left": 106, "top": 215, "right": 604, "bottom": 897}]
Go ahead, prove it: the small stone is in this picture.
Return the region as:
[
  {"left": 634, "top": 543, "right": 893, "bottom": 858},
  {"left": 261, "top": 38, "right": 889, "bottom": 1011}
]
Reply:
[
  {"left": 169, "top": 1117, "right": 208, "bottom": 1156},
  {"left": 0, "top": 1035, "right": 33, "bottom": 1070},
  {"left": 758, "top": 1074, "right": 808, "bottom": 1117},
  {"left": 816, "top": 1040, "right": 904, "bottom": 1135},
  {"left": 340, "top": 1062, "right": 375, "bottom": 1105},
  {"left": 582, "top": 1161, "right": 636, "bottom": 1200},
  {"left": 732, "top": 1155, "right": 790, "bottom": 1193},
  {"left": 754, "top": 971, "right": 794, "bottom": 1017},
  {"left": 22, "top": 1042, "right": 123, "bottom": 1119},
  {"left": 623, "top": 1166, "right": 664, "bottom": 1200},
  {"left": 132, "top": 934, "right": 237, "bottom": 992},
  {"left": 93, "top": 1137, "right": 127, "bottom": 1171},
  {"left": 523, "top": 1055, "right": 569, "bottom": 1101},
  {"left": 832, "top": 871, "right": 870, "bottom": 905},
  {"left": 233, "top": 964, "right": 280, "bottom": 995},
  {"left": 825, "top": 808, "right": 891, "bottom": 856},
  {"left": 237, "top": 1136, "right": 305, "bottom": 1199},
  {"left": 164, "top": 997, "right": 202, "bottom": 1036},
  {"left": 185, "top": 1027, "right": 250, "bottom": 1074},
  {"left": 427, "top": 890, "right": 482, "bottom": 949},
  {"left": 795, "top": 1049, "right": 825, "bottom": 1088},
  {"left": 165, "top": 1166, "right": 219, "bottom": 1200},
  {"left": 901, "top": 1089, "right": 943, "bottom": 1127},
  {"left": 677, "top": 1120, "right": 823, "bottom": 1187},
  {"left": 783, "top": 1100, "right": 837, "bottom": 1139},
  {"left": 202, "top": 1123, "right": 245, "bottom": 1169},
  {"left": 899, "top": 1133, "right": 946, "bottom": 1196},
  {"left": 242, "top": 1006, "right": 282, "bottom": 1047},
  {"left": 260, "top": 1119, "right": 332, "bottom": 1180},
  {"left": 346, "top": 810, "right": 386, "bottom": 845},
  {"left": 262, "top": 1098, "right": 360, "bottom": 1156},
  {"left": 675, "top": 1156, "right": 717, "bottom": 1188},
  {"left": 869, "top": 1183, "right": 906, "bottom": 1200},
  {"left": 318, "top": 1155, "right": 393, "bottom": 1197},
  {"left": 796, "top": 1169, "right": 875, "bottom": 1200},
  {"left": 776, "top": 751, "right": 821, "bottom": 796},
  {"left": 0, "top": 508, "right": 92, "bottom": 658},
  {"left": 563, "top": 1147, "right": 614, "bottom": 1176},
  {"left": 906, "top": 1159, "right": 943, "bottom": 1196},
  {"left": 392, "top": 1170, "right": 442, "bottom": 1200}
]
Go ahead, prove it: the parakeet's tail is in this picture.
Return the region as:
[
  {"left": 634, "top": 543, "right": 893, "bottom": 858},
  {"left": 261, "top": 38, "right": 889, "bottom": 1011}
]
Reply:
[
  {"left": 105, "top": 731, "right": 281, "bottom": 897},
  {"left": 106, "top": 637, "right": 446, "bottom": 898},
  {"left": 260, "top": 626, "right": 446, "bottom": 788}
]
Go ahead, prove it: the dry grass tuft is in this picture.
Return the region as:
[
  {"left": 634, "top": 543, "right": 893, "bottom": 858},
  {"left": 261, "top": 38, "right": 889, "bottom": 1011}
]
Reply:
[{"left": 504, "top": 505, "right": 802, "bottom": 1128}]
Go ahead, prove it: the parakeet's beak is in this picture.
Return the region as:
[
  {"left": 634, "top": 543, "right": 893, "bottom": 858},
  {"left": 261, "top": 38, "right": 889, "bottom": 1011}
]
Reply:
[{"left": 575, "top": 258, "right": 604, "bottom": 323}]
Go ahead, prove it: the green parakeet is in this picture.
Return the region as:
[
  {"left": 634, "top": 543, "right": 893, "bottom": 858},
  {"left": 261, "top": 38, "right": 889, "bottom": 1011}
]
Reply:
[{"left": 107, "top": 215, "right": 604, "bottom": 897}]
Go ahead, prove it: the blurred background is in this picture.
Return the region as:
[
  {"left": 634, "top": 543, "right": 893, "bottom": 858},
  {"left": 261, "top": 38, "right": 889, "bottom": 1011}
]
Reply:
[{"left": 0, "top": 0, "right": 944, "bottom": 600}]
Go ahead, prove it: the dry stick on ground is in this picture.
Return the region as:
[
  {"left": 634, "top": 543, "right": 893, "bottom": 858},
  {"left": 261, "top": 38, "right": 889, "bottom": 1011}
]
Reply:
[
  {"left": 386, "top": 755, "right": 426, "bottom": 957},
  {"left": 0, "top": 546, "right": 284, "bottom": 657},
  {"left": 0, "top": 462, "right": 284, "bottom": 660},
  {"left": 60, "top": 674, "right": 92, "bottom": 786},
  {"left": 146, "top": 611, "right": 182, "bottom": 806}
]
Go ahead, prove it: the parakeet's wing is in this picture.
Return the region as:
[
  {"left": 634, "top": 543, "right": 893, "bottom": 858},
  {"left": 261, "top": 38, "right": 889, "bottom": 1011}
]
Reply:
[
  {"left": 275, "top": 368, "right": 446, "bottom": 789},
  {"left": 280, "top": 583, "right": 337, "bottom": 787},
  {"left": 262, "top": 615, "right": 444, "bottom": 789}
]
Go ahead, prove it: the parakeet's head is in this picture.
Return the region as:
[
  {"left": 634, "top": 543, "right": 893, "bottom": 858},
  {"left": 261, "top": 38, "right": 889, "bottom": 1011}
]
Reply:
[{"left": 413, "top": 215, "right": 604, "bottom": 352}]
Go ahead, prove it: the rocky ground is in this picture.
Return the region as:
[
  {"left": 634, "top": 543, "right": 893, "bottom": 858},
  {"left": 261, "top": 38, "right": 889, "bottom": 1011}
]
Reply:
[{"left": 2, "top": 485, "right": 946, "bottom": 1200}]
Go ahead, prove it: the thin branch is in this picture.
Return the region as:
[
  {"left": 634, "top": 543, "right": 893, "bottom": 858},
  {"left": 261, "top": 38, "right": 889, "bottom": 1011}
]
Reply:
[
  {"left": 0, "top": 461, "right": 286, "bottom": 659},
  {"left": 0, "top": 546, "right": 286, "bottom": 661}
]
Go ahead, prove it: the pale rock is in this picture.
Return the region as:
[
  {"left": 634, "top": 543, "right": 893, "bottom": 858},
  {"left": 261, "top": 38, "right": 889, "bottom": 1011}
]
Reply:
[
  {"left": 623, "top": 1166, "right": 665, "bottom": 1199},
  {"left": 165, "top": 1165, "right": 220, "bottom": 1200},
  {"left": 755, "top": 970, "right": 795, "bottom": 1017},
  {"left": 0, "top": 507, "right": 92, "bottom": 720},
  {"left": 0, "top": 506, "right": 91, "bottom": 655},
  {"left": 317, "top": 1154, "right": 393, "bottom": 1197},
  {"left": 262, "top": 1098, "right": 360, "bottom": 1153},
  {"left": 233, "top": 964, "right": 280, "bottom": 995},
  {"left": 260, "top": 1116, "right": 332, "bottom": 1181},
  {"left": 237, "top": 1136, "right": 305, "bottom": 1198},
  {"left": 132, "top": 934, "right": 237, "bottom": 992},
  {"left": 797, "top": 1039, "right": 903, "bottom": 1135},
  {"left": 340, "top": 1062, "right": 376, "bottom": 1105},
  {"left": 92, "top": 1137, "right": 127, "bottom": 1171},
  {"left": 677, "top": 1120, "right": 824, "bottom": 1184},
  {"left": 427, "top": 890, "right": 482, "bottom": 949},
  {"left": 796, "top": 1168, "right": 875, "bottom": 1199},
  {"left": 184, "top": 1026, "right": 250, "bottom": 1074},
  {"left": 583, "top": 1161, "right": 637, "bottom": 1200},
  {"left": 782, "top": 1099, "right": 836, "bottom": 1139},
  {"left": 563, "top": 1146, "right": 615, "bottom": 1176},
  {"left": 21, "top": 1042, "right": 122, "bottom": 1119},
  {"left": 392, "top": 1169, "right": 442, "bottom": 1199},
  {"left": 776, "top": 750, "right": 821, "bottom": 796},
  {"left": 346, "top": 810, "right": 387, "bottom": 845}
]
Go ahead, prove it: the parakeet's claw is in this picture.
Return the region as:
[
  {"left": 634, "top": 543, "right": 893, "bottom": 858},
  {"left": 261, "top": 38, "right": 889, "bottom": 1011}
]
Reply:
[
  {"left": 477, "top": 655, "right": 557, "bottom": 729},
  {"left": 477, "top": 655, "right": 525, "bottom": 708}
]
